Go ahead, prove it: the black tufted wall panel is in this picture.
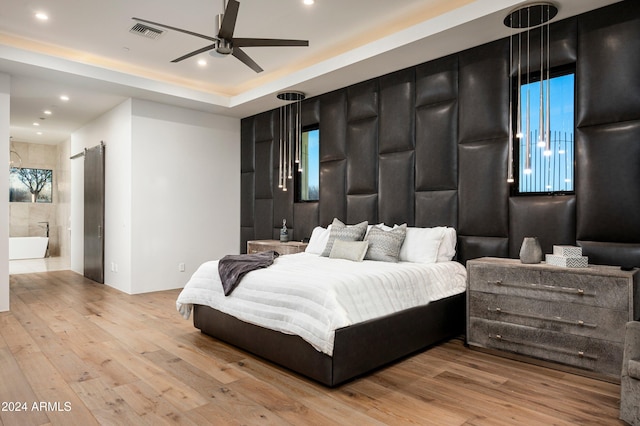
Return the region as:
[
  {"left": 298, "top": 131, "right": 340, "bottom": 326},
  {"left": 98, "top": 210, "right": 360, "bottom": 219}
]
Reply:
[
  {"left": 577, "top": 1, "right": 640, "bottom": 127},
  {"left": 457, "top": 236, "right": 509, "bottom": 263},
  {"left": 574, "top": 1, "right": 640, "bottom": 264},
  {"left": 415, "top": 191, "right": 457, "bottom": 228},
  {"left": 509, "top": 196, "right": 576, "bottom": 258},
  {"left": 459, "top": 40, "right": 509, "bottom": 142},
  {"left": 240, "top": 117, "right": 255, "bottom": 252},
  {"left": 240, "top": 1, "right": 640, "bottom": 265},
  {"left": 577, "top": 241, "right": 640, "bottom": 267},
  {"left": 319, "top": 160, "right": 347, "bottom": 226},
  {"left": 415, "top": 101, "right": 457, "bottom": 191},
  {"left": 378, "top": 69, "right": 415, "bottom": 226},
  {"left": 346, "top": 118, "right": 378, "bottom": 194},
  {"left": 319, "top": 91, "right": 347, "bottom": 161},
  {"left": 319, "top": 91, "right": 348, "bottom": 227},
  {"left": 457, "top": 39, "right": 510, "bottom": 247},
  {"left": 294, "top": 203, "right": 319, "bottom": 242},
  {"left": 458, "top": 139, "right": 509, "bottom": 237},
  {"left": 379, "top": 69, "right": 415, "bottom": 154},
  {"left": 254, "top": 141, "right": 273, "bottom": 199},
  {"left": 576, "top": 122, "right": 640, "bottom": 242},
  {"left": 347, "top": 80, "right": 378, "bottom": 122},
  {"left": 378, "top": 151, "right": 415, "bottom": 226},
  {"left": 414, "top": 55, "right": 459, "bottom": 231},
  {"left": 347, "top": 194, "right": 378, "bottom": 225}
]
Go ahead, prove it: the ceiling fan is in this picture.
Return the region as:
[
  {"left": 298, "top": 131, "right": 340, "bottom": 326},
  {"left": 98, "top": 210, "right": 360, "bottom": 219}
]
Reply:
[{"left": 132, "top": 0, "right": 309, "bottom": 73}]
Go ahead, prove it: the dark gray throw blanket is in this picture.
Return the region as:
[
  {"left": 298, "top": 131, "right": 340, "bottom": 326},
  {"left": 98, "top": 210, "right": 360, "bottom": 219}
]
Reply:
[{"left": 218, "top": 250, "right": 280, "bottom": 296}]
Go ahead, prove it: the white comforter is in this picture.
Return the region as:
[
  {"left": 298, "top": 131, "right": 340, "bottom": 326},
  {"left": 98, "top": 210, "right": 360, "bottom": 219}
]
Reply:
[{"left": 176, "top": 252, "right": 467, "bottom": 356}]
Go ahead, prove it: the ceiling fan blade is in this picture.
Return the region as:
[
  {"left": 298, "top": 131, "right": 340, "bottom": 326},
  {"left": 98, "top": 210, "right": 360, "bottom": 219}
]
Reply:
[
  {"left": 132, "top": 17, "right": 218, "bottom": 42},
  {"left": 233, "top": 38, "right": 309, "bottom": 48},
  {"left": 218, "top": 0, "right": 240, "bottom": 40},
  {"left": 232, "top": 47, "right": 263, "bottom": 73},
  {"left": 171, "top": 44, "right": 217, "bottom": 63}
]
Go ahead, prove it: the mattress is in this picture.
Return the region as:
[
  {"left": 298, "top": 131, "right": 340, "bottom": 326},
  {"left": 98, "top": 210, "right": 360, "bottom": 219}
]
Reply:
[{"left": 176, "top": 252, "right": 467, "bottom": 355}]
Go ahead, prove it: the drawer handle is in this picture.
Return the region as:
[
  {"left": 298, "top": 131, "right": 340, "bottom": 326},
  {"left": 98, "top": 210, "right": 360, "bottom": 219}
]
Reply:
[
  {"left": 490, "top": 334, "right": 598, "bottom": 361},
  {"left": 489, "top": 280, "right": 594, "bottom": 297},
  {"left": 490, "top": 307, "right": 597, "bottom": 328}
]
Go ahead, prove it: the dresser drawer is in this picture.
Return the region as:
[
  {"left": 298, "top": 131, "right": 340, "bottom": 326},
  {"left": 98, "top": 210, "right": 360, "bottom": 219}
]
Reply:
[
  {"left": 468, "top": 291, "right": 627, "bottom": 343},
  {"left": 468, "top": 317, "right": 623, "bottom": 378},
  {"left": 468, "top": 264, "right": 629, "bottom": 310}
]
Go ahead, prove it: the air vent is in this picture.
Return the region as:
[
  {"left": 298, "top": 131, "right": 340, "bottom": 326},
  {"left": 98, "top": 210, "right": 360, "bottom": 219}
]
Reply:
[{"left": 129, "top": 23, "right": 163, "bottom": 39}]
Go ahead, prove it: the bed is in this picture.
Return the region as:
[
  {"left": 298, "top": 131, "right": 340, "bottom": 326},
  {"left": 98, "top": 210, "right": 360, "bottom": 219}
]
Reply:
[{"left": 176, "top": 222, "right": 467, "bottom": 386}]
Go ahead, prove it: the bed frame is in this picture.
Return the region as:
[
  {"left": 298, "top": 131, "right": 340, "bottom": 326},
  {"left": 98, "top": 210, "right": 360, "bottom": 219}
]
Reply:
[{"left": 193, "top": 291, "right": 466, "bottom": 387}]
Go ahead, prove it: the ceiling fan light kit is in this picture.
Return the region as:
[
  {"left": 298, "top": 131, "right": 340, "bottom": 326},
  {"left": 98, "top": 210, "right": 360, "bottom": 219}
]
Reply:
[{"left": 132, "top": 0, "right": 309, "bottom": 73}]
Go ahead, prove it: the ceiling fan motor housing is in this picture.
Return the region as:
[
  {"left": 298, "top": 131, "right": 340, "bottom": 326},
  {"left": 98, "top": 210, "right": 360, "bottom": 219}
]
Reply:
[{"left": 214, "top": 14, "right": 233, "bottom": 55}]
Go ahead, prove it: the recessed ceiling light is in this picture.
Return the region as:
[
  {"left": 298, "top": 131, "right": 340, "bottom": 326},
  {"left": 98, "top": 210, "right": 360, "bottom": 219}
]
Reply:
[
  {"left": 303, "top": 0, "right": 314, "bottom": 5},
  {"left": 35, "top": 12, "right": 49, "bottom": 21},
  {"left": 36, "top": 132, "right": 43, "bottom": 135},
  {"left": 197, "top": 59, "right": 207, "bottom": 67},
  {"left": 43, "top": 110, "right": 52, "bottom": 115},
  {"left": 60, "top": 95, "right": 69, "bottom": 101},
  {"left": 33, "top": 122, "right": 40, "bottom": 126}
]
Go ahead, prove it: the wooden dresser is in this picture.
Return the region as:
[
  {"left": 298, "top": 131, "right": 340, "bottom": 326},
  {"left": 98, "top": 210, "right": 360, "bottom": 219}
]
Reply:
[
  {"left": 246, "top": 240, "right": 308, "bottom": 255},
  {"left": 467, "top": 257, "right": 639, "bottom": 382}
]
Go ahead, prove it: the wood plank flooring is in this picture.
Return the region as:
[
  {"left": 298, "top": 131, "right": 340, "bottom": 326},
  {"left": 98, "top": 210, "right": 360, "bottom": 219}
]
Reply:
[{"left": 0, "top": 271, "right": 625, "bottom": 425}]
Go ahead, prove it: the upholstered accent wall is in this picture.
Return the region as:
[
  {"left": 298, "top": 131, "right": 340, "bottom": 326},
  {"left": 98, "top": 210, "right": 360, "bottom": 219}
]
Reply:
[{"left": 241, "top": 1, "right": 640, "bottom": 266}]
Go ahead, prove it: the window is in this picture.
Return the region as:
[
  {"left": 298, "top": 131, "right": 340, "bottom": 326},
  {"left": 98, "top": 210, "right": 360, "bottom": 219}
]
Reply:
[
  {"left": 9, "top": 167, "right": 53, "bottom": 203},
  {"left": 515, "top": 71, "right": 574, "bottom": 194},
  {"left": 296, "top": 127, "right": 319, "bottom": 201}
]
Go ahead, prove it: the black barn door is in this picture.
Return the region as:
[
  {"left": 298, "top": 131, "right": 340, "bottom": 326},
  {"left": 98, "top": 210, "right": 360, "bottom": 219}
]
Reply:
[{"left": 84, "top": 143, "right": 105, "bottom": 283}]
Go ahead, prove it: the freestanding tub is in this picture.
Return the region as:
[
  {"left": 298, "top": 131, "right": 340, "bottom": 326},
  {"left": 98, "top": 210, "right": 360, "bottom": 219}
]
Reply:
[{"left": 9, "top": 237, "right": 49, "bottom": 260}]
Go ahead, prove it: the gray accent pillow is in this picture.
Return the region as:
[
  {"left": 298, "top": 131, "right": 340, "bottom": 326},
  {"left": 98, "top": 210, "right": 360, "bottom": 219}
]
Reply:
[
  {"left": 365, "top": 224, "right": 407, "bottom": 262},
  {"left": 329, "top": 240, "right": 369, "bottom": 262},
  {"left": 321, "top": 218, "right": 368, "bottom": 257}
]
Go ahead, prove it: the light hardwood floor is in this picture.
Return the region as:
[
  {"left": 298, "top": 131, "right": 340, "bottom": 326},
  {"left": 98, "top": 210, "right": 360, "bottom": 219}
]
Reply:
[{"left": 0, "top": 271, "right": 625, "bottom": 425}]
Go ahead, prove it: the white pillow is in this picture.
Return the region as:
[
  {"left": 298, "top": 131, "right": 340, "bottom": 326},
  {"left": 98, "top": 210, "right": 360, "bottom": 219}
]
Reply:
[
  {"left": 398, "top": 226, "right": 444, "bottom": 263},
  {"left": 437, "top": 227, "right": 457, "bottom": 262},
  {"left": 365, "top": 223, "right": 392, "bottom": 238},
  {"left": 329, "top": 240, "right": 369, "bottom": 262},
  {"left": 305, "top": 226, "right": 331, "bottom": 255}
]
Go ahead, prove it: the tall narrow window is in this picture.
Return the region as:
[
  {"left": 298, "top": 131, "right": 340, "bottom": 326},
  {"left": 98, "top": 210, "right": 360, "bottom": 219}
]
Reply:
[
  {"left": 516, "top": 71, "right": 574, "bottom": 193},
  {"left": 296, "top": 127, "right": 319, "bottom": 201}
]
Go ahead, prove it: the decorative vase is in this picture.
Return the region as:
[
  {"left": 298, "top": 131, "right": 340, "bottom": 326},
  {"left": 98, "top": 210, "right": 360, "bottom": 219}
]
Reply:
[
  {"left": 519, "top": 237, "right": 542, "bottom": 264},
  {"left": 280, "top": 219, "right": 289, "bottom": 243}
]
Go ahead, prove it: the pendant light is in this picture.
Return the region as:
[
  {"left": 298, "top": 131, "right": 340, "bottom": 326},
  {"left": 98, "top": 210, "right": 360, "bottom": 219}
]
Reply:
[
  {"left": 277, "top": 91, "right": 305, "bottom": 192},
  {"left": 505, "top": 2, "right": 558, "bottom": 182}
]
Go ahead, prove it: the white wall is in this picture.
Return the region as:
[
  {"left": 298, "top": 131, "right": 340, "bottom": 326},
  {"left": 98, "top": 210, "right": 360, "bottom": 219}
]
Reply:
[
  {"left": 56, "top": 138, "right": 72, "bottom": 259},
  {"left": 130, "top": 99, "right": 240, "bottom": 293},
  {"left": 71, "top": 98, "right": 240, "bottom": 294},
  {"left": 71, "top": 99, "right": 133, "bottom": 293},
  {"left": 0, "top": 73, "right": 9, "bottom": 312}
]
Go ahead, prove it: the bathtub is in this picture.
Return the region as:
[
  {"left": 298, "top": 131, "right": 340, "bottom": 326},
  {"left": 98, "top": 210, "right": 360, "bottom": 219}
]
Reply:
[{"left": 9, "top": 237, "right": 49, "bottom": 260}]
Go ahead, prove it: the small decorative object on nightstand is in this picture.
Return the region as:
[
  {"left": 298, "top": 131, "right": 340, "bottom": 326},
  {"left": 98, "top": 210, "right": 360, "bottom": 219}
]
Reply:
[
  {"left": 545, "top": 245, "right": 588, "bottom": 268},
  {"left": 247, "top": 240, "right": 307, "bottom": 255},
  {"left": 519, "top": 237, "right": 542, "bottom": 264},
  {"left": 280, "top": 219, "right": 289, "bottom": 242}
]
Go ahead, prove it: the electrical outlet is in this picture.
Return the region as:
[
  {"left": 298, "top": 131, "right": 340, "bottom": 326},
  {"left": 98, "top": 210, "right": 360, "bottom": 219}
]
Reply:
[{"left": 179, "top": 263, "right": 185, "bottom": 272}]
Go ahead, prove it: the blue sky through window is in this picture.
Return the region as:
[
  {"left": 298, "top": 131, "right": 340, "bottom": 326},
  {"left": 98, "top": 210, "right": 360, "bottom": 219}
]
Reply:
[
  {"left": 307, "top": 129, "right": 319, "bottom": 191},
  {"left": 518, "top": 73, "right": 574, "bottom": 193}
]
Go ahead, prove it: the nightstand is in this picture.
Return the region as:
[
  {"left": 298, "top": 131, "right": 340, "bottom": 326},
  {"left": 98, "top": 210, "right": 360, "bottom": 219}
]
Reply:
[
  {"left": 467, "top": 257, "right": 639, "bottom": 382},
  {"left": 247, "top": 240, "right": 308, "bottom": 255}
]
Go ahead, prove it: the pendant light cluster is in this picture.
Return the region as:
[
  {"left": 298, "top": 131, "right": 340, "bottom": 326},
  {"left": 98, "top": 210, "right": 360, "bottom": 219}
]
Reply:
[
  {"left": 277, "top": 91, "right": 305, "bottom": 191},
  {"left": 505, "top": 2, "right": 558, "bottom": 183}
]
